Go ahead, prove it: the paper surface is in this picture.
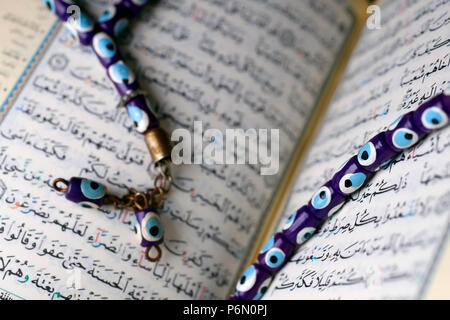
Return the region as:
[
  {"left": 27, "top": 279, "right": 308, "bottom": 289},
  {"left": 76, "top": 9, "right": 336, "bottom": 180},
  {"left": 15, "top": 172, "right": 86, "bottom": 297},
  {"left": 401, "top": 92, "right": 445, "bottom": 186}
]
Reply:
[
  {"left": 0, "top": 0, "right": 353, "bottom": 299},
  {"left": 267, "top": 0, "right": 450, "bottom": 299}
]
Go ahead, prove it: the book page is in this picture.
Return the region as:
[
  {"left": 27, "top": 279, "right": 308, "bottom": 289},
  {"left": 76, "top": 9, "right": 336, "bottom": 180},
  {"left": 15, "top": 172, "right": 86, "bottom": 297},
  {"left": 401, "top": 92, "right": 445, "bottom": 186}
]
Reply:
[
  {"left": 266, "top": 0, "right": 450, "bottom": 299},
  {"left": 0, "top": 0, "right": 54, "bottom": 103},
  {"left": 0, "top": 0, "right": 354, "bottom": 299}
]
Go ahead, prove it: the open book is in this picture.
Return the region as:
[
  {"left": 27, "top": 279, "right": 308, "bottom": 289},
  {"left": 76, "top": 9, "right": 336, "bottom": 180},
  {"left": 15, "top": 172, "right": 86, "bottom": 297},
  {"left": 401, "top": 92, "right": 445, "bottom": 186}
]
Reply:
[{"left": 0, "top": 0, "right": 448, "bottom": 300}]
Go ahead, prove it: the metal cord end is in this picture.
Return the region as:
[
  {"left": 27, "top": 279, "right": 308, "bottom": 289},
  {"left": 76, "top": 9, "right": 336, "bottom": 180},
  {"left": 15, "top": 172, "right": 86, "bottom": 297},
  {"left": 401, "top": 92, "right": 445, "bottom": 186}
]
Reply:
[
  {"left": 53, "top": 178, "right": 69, "bottom": 193},
  {"left": 144, "top": 127, "right": 172, "bottom": 163},
  {"left": 145, "top": 245, "right": 162, "bottom": 262}
]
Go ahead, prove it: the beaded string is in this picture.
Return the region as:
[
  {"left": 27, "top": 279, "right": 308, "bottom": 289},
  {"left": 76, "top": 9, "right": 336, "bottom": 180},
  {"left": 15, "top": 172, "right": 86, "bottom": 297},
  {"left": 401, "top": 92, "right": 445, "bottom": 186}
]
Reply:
[
  {"left": 42, "top": 0, "right": 172, "bottom": 163},
  {"left": 43, "top": 0, "right": 173, "bottom": 262},
  {"left": 96, "top": 0, "right": 149, "bottom": 37},
  {"left": 53, "top": 162, "right": 172, "bottom": 262},
  {"left": 230, "top": 93, "right": 450, "bottom": 300},
  {"left": 40, "top": 1, "right": 450, "bottom": 294}
]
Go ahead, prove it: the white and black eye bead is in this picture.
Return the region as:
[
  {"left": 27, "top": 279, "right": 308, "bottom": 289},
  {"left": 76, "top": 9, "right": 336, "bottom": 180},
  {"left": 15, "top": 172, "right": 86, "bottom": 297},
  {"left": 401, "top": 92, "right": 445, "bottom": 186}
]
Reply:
[
  {"left": 127, "top": 105, "right": 150, "bottom": 133},
  {"left": 260, "top": 236, "right": 274, "bottom": 253},
  {"left": 236, "top": 265, "right": 257, "bottom": 293},
  {"left": 253, "top": 277, "right": 271, "bottom": 300},
  {"left": 80, "top": 179, "right": 105, "bottom": 199},
  {"left": 283, "top": 212, "right": 296, "bottom": 230},
  {"left": 93, "top": 33, "right": 117, "bottom": 59},
  {"left": 421, "top": 107, "right": 448, "bottom": 130},
  {"left": 391, "top": 128, "right": 419, "bottom": 149},
  {"left": 311, "top": 186, "right": 331, "bottom": 210},
  {"left": 99, "top": 6, "right": 116, "bottom": 22},
  {"left": 265, "top": 248, "right": 285, "bottom": 269},
  {"left": 42, "top": 0, "right": 55, "bottom": 12},
  {"left": 296, "top": 227, "right": 316, "bottom": 244},
  {"left": 358, "top": 142, "right": 377, "bottom": 167},
  {"left": 338, "top": 172, "right": 367, "bottom": 194},
  {"left": 141, "top": 212, "right": 163, "bottom": 242},
  {"left": 65, "top": 177, "right": 105, "bottom": 208},
  {"left": 108, "top": 61, "right": 135, "bottom": 85}
]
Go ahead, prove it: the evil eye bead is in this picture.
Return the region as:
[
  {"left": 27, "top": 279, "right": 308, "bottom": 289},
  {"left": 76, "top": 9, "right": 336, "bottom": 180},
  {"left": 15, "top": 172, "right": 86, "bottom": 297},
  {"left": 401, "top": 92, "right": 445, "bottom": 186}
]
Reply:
[
  {"left": 412, "top": 94, "right": 450, "bottom": 133},
  {"left": 125, "top": 95, "right": 160, "bottom": 131},
  {"left": 42, "top": 0, "right": 55, "bottom": 13},
  {"left": 332, "top": 155, "right": 372, "bottom": 196},
  {"left": 421, "top": 107, "right": 448, "bottom": 130},
  {"left": 236, "top": 265, "right": 257, "bottom": 293},
  {"left": 235, "top": 264, "right": 272, "bottom": 300},
  {"left": 80, "top": 179, "right": 106, "bottom": 199},
  {"left": 307, "top": 181, "right": 346, "bottom": 220},
  {"left": 93, "top": 33, "right": 117, "bottom": 59},
  {"left": 358, "top": 142, "right": 376, "bottom": 167},
  {"left": 296, "top": 226, "right": 316, "bottom": 244},
  {"left": 141, "top": 212, "right": 163, "bottom": 243},
  {"left": 265, "top": 248, "right": 285, "bottom": 269},
  {"left": 385, "top": 112, "right": 425, "bottom": 152},
  {"left": 258, "top": 233, "right": 294, "bottom": 273},
  {"left": 253, "top": 277, "right": 271, "bottom": 300},
  {"left": 98, "top": 5, "right": 132, "bottom": 40},
  {"left": 311, "top": 186, "right": 331, "bottom": 209},
  {"left": 64, "top": 177, "right": 106, "bottom": 208},
  {"left": 357, "top": 132, "right": 398, "bottom": 172},
  {"left": 135, "top": 209, "right": 164, "bottom": 247},
  {"left": 339, "top": 172, "right": 367, "bottom": 194},
  {"left": 108, "top": 61, "right": 135, "bottom": 85},
  {"left": 281, "top": 206, "right": 321, "bottom": 245},
  {"left": 127, "top": 105, "right": 150, "bottom": 133},
  {"left": 99, "top": 7, "right": 116, "bottom": 22},
  {"left": 392, "top": 128, "right": 419, "bottom": 149}
]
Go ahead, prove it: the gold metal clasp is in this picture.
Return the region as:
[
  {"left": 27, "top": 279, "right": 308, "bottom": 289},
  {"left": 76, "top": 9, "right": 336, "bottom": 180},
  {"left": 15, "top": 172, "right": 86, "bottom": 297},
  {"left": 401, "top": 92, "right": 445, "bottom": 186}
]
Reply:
[{"left": 144, "top": 127, "right": 172, "bottom": 163}]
